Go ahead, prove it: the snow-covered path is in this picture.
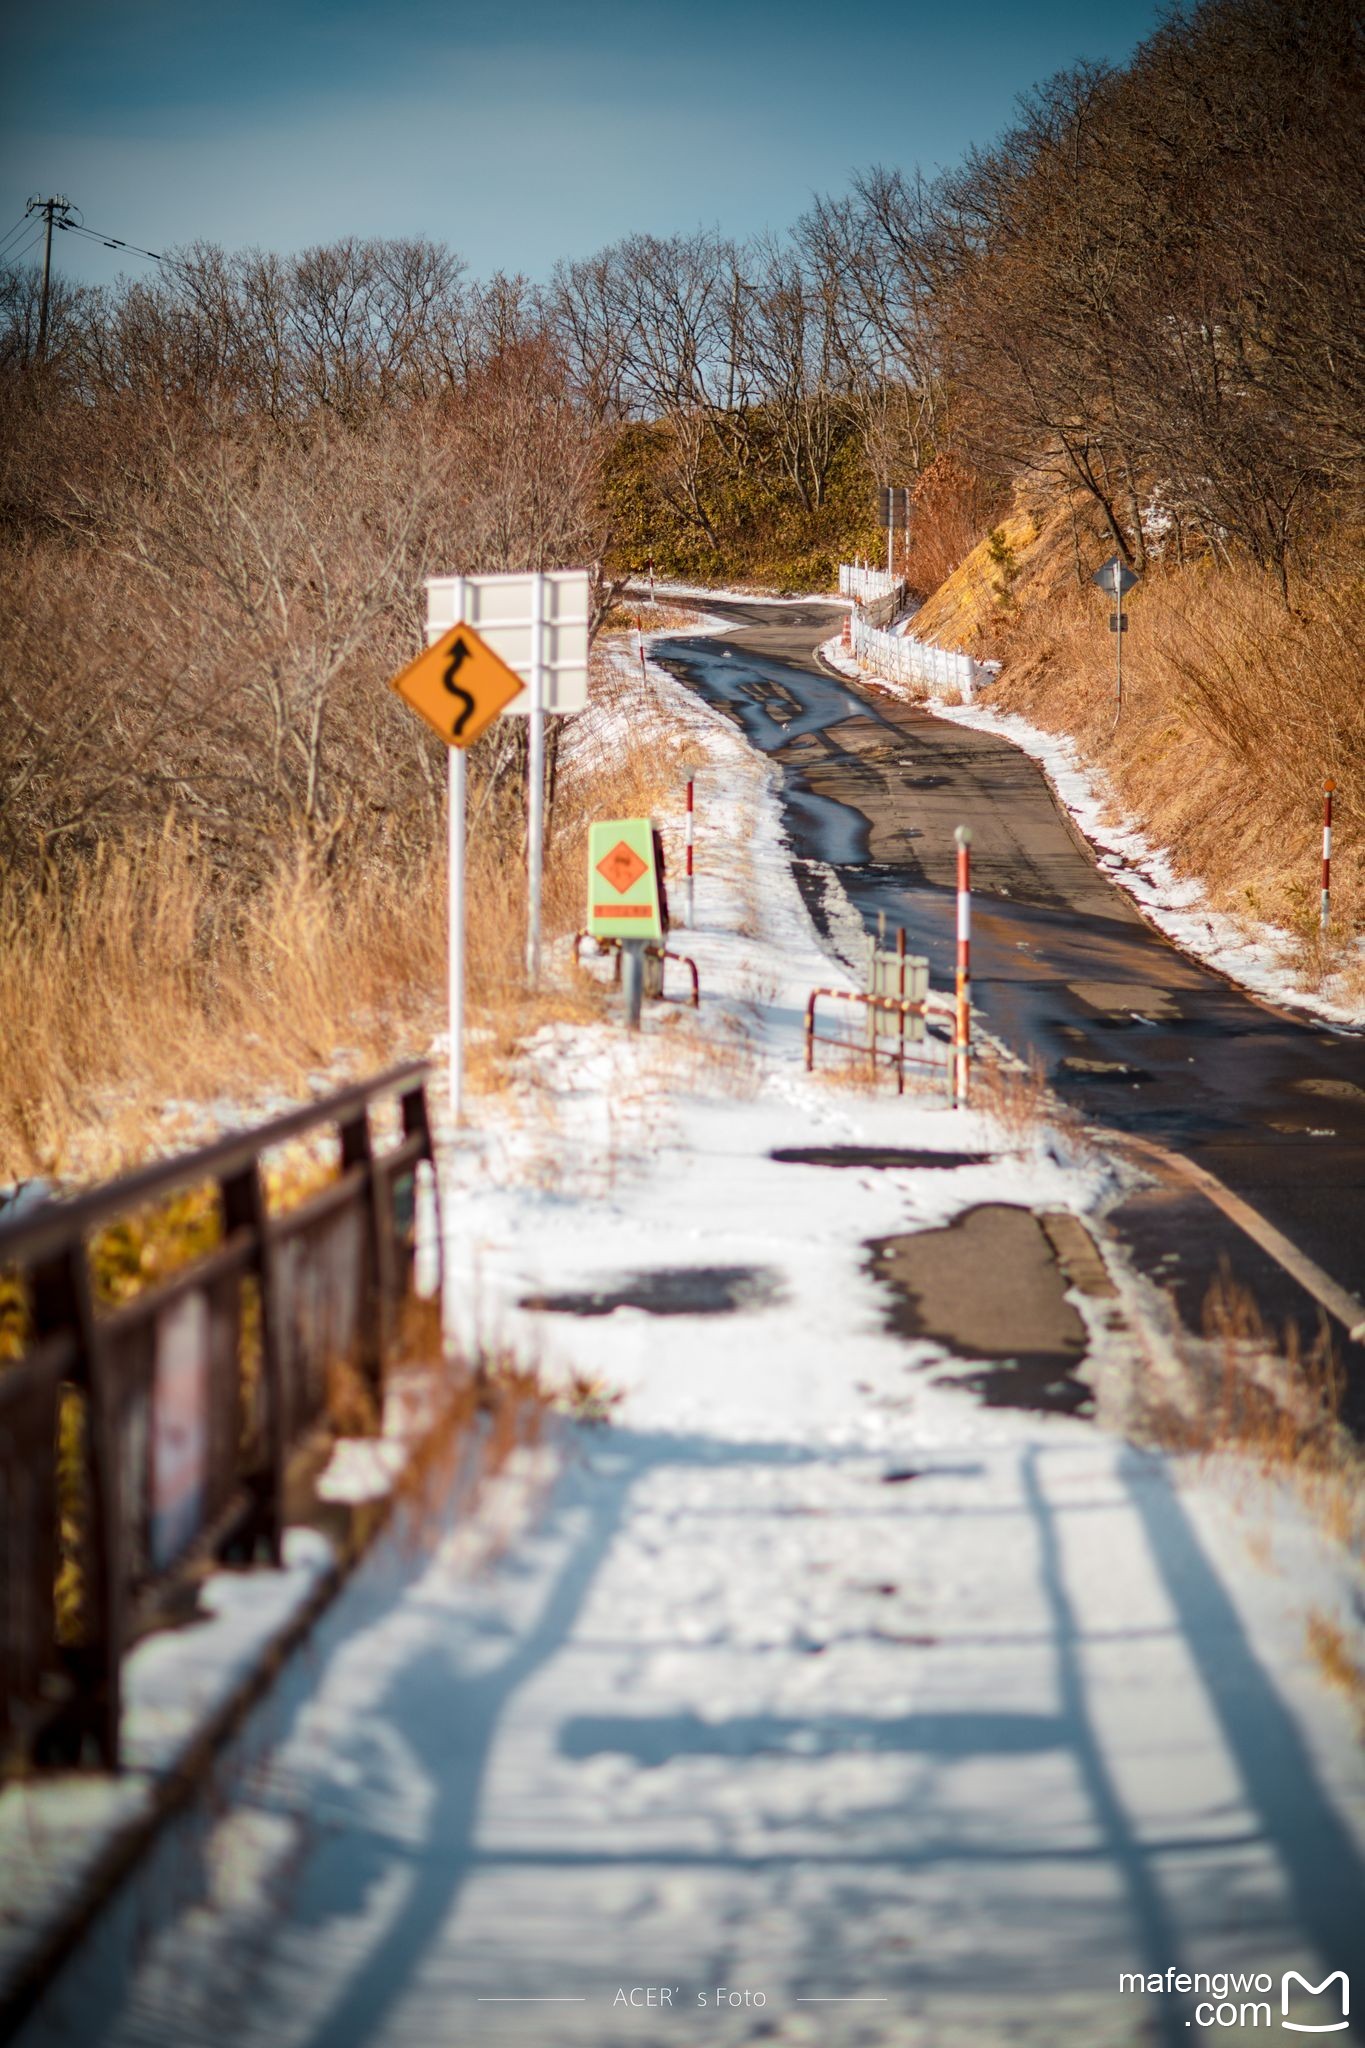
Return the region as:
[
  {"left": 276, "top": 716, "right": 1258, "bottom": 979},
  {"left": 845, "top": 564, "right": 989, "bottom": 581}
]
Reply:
[{"left": 21, "top": 628, "right": 1365, "bottom": 2048}]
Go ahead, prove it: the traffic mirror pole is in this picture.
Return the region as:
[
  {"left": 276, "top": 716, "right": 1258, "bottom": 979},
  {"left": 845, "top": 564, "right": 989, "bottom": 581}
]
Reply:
[{"left": 1114, "top": 581, "right": 1123, "bottom": 731}]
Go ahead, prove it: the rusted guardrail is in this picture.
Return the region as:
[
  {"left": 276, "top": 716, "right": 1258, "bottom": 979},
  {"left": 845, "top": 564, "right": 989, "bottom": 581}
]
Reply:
[
  {"left": 0, "top": 1062, "right": 440, "bottom": 1772},
  {"left": 574, "top": 933, "right": 700, "bottom": 1007},
  {"left": 804, "top": 987, "right": 943, "bottom": 1095}
]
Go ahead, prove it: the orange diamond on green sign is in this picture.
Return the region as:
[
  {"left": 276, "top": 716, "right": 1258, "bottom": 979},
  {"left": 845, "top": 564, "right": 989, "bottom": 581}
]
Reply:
[
  {"left": 597, "top": 839, "right": 647, "bottom": 894},
  {"left": 588, "top": 817, "right": 663, "bottom": 940}
]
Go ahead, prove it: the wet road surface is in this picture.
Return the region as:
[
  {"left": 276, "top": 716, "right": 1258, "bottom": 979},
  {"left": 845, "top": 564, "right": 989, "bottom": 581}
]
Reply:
[{"left": 652, "top": 597, "right": 1365, "bottom": 1417}]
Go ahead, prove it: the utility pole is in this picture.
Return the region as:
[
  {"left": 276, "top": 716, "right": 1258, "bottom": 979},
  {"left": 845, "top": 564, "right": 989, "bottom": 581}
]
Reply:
[{"left": 26, "top": 195, "right": 74, "bottom": 360}]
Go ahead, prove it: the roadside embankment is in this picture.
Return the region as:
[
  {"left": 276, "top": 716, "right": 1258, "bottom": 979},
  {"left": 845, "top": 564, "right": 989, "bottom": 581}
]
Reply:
[{"left": 883, "top": 514, "right": 1365, "bottom": 1022}]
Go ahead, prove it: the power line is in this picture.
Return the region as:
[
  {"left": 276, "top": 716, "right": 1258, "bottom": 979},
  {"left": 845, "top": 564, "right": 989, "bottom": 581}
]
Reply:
[
  {"left": 57, "top": 217, "right": 166, "bottom": 265},
  {"left": 3, "top": 224, "right": 45, "bottom": 270},
  {"left": 0, "top": 214, "right": 33, "bottom": 257}
]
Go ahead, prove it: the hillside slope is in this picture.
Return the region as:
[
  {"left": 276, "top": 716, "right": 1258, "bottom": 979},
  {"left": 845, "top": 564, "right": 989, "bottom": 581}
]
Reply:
[{"left": 912, "top": 494, "right": 1364, "bottom": 1007}]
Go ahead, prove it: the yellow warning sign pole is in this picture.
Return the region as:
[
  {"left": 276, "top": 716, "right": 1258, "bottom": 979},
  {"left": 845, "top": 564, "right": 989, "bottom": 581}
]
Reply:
[{"left": 390, "top": 595, "right": 525, "bottom": 1125}]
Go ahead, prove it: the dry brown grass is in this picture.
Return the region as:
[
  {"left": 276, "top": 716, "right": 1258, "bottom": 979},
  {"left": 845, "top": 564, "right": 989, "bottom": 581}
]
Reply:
[
  {"left": 1306, "top": 1611, "right": 1365, "bottom": 1736},
  {"left": 0, "top": 639, "right": 705, "bottom": 1181},
  {"left": 389, "top": 1308, "right": 619, "bottom": 1558},
  {"left": 602, "top": 600, "right": 714, "bottom": 635},
  {"left": 911, "top": 513, "right": 1037, "bottom": 646},
  {"left": 977, "top": 551, "right": 1365, "bottom": 989},
  {"left": 0, "top": 838, "right": 448, "bottom": 1180},
  {"left": 1144, "top": 1264, "right": 1365, "bottom": 1564},
  {"left": 970, "top": 1048, "right": 1058, "bottom": 1143},
  {"left": 1198, "top": 1268, "right": 1346, "bottom": 1471}
]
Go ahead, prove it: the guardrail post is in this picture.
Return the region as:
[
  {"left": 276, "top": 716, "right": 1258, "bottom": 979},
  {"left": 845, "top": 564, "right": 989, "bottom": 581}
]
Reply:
[
  {"left": 339, "top": 1105, "right": 390, "bottom": 1401},
  {"left": 401, "top": 1080, "right": 441, "bottom": 1303},
  {"left": 221, "top": 1163, "right": 285, "bottom": 1566},
  {"left": 29, "top": 1246, "right": 122, "bottom": 1767}
]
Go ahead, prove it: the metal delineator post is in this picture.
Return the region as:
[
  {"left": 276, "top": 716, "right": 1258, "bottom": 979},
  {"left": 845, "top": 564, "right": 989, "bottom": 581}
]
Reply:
[
  {"left": 1321, "top": 779, "right": 1335, "bottom": 933},
  {"left": 954, "top": 825, "right": 972, "bottom": 1108},
  {"left": 684, "top": 778, "right": 695, "bottom": 927},
  {"left": 897, "top": 925, "right": 907, "bottom": 1082}
]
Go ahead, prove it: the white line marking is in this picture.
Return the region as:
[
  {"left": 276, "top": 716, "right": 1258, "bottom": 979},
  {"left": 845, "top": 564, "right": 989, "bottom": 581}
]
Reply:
[{"left": 1122, "top": 1134, "right": 1365, "bottom": 1341}]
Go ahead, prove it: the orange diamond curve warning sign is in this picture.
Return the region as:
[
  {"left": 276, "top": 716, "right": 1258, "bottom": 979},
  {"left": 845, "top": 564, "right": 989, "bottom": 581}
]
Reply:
[
  {"left": 388, "top": 621, "right": 525, "bottom": 750},
  {"left": 587, "top": 818, "right": 663, "bottom": 940}
]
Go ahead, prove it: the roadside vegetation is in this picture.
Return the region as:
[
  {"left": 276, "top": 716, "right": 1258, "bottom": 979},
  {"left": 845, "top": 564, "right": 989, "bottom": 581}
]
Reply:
[
  {"left": 876, "top": 0, "right": 1363, "bottom": 978},
  {"left": 2, "top": 0, "right": 1359, "bottom": 1175}
]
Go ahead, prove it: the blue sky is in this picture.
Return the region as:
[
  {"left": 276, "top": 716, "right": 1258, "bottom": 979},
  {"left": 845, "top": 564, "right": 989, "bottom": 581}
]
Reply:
[{"left": 2, "top": 0, "right": 1166, "bottom": 288}]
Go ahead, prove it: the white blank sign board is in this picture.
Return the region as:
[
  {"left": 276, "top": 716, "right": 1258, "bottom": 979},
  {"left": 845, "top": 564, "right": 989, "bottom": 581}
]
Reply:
[{"left": 425, "top": 569, "right": 590, "bottom": 714}]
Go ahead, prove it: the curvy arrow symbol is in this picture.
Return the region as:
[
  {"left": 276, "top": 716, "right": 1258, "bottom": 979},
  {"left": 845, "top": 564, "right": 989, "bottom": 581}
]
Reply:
[{"left": 442, "top": 637, "right": 476, "bottom": 737}]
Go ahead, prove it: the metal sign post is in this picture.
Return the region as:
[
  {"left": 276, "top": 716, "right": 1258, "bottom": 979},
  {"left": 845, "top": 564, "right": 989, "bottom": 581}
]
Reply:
[
  {"left": 394, "top": 568, "right": 591, "bottom": 1123},
  {"left": 527, "top": 572, "right": 546, "bottom": 981},
  {"left": 426, "top": 569, "right": 590, "bottom": 990},
  {"left": 878, "top": 486, "right": 908, "bottom": 582},
  {"left": 621, "top": 942, "right": 646, "bottom": 1031},
  {"left": 448, "top": 747, "right": 465, "bottom": 1122},
  {"left": 1093, "top": 554, "right": 1139, "bottom": 731},
  {"left": 389, "top": 580, "right": 524, "bottom": 1125}
]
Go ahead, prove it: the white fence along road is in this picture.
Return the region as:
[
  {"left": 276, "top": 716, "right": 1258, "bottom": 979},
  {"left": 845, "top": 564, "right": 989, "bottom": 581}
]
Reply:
[
  {"left": 838, "top": 562, "right": 901, "bottom": 603},
  {"left": 846, "top": 602, "right": 995, "bottom": 703}
]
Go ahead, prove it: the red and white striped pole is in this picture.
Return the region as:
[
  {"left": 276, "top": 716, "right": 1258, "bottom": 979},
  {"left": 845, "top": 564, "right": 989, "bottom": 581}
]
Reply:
[
  {"left": 954, "top": 825, "right": 972, "bottom": 1106},
  {"left": 685, "top": 777, "right": 695, "bottom": 927},
  {"left": 1321, "top": 778, "right": 1335, "bottom": 933}
]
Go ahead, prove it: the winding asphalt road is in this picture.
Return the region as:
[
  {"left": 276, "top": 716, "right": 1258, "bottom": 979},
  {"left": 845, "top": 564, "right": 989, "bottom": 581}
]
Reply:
[{"left": 651, "top": 596, "right": 1365, "bottom": 1422}]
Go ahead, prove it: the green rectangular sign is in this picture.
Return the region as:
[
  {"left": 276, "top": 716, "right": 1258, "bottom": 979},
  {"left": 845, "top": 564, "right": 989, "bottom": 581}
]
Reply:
[{"left": 588, "top": 817, "right": 663, "bottom": 941}]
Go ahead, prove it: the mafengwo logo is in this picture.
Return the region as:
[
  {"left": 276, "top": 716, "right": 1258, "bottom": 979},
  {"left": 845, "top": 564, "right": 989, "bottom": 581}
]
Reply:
[
  {"left": 1282, "top": 1970, "right": 1349, "bottom": 2033},
  {"left": 1120, "top": 1968, "right": 1350, "bottom": 2031}
]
